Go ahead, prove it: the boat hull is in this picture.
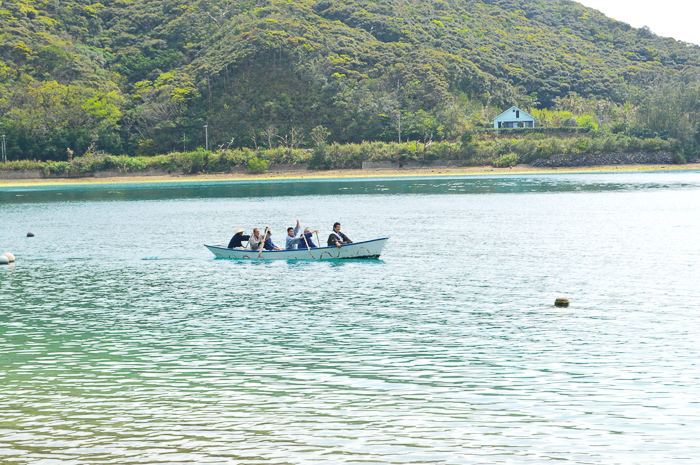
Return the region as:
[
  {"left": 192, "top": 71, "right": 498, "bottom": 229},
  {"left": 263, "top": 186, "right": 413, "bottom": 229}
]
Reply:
[{"left": 205, "top": 238, "right": 389, "bottom": 260}]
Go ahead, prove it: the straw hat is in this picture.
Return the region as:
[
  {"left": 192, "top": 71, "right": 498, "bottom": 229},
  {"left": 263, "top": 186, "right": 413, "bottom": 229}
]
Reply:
[{"left": 234, "top": 228, "right": 245, "bottom": 235}]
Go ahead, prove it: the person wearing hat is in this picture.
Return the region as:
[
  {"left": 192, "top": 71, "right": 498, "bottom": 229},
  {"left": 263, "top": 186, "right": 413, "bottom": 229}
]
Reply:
[{"left": 227, "top": 228, "right": 250, "bottom": 249}]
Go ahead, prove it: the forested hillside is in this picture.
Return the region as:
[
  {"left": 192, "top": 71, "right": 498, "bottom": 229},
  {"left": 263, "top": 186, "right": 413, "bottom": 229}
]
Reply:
[{"left": 1, "top": 0, "right": 700, "bottom": 161}]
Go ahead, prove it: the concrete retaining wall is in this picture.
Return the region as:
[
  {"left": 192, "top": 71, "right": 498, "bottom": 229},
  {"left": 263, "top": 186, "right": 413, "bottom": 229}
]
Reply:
[
  {"left": 0, "top": 170, "right": 43, "bottom": 179},
  {"left": 269, "top": 163, "right": 308, "bottom": 172},
  {"left": 0, "top": 164, "right": 309, "bottom": 179},
  {"left": 229, "top": 164, "right": 309, "bottom": 174},
  {"left": 362, "top": 160, "right": 462, "bottom": 170},
  {"left": 91, "top": 169, "right": 181, "bottom": 177},
  {"left": 531, "top": 152, "right": 674, "bottom": 167},
  {"left": 0, "top": 168, "right": 182, "bottom": 179}
]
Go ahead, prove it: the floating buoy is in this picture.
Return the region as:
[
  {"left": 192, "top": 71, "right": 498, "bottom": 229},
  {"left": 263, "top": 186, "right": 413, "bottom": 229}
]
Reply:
[
  {"left": 0, "top": 256, "right": 9, "bottom": 265},
  {"left": 2, "top": 252, "right": 15, "bottom": 262},
  {"left": 554, "top": 297, "right": 570, "bottom": 308},
  {"left": 27, "top": 232, "right": 35, "bottom": 237}
]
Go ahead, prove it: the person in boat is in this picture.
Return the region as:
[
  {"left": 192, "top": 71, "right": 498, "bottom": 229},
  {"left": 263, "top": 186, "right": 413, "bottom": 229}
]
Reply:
[
  {"left": 285, "top": 219, "right": 302, "bottom": 250},
  {"left": 299, "top": 228, "right": 319, "bottom": 248},
  {"left": 248, "top": 227, "right": 265, "bottom": 251},
  {"left": 327, "top": 222, "right": 352, "bottom": 247},
  {"left": 227, "top": 228, "right": 250, "bottom": 249},
  {"left": 263, "top": 229, "right": 282, "bottom": 251}
]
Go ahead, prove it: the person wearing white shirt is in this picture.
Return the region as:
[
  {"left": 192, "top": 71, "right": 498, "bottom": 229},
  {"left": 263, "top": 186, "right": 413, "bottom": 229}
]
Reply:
[{"left": 285, "top": 219, "right": 303, "bottom": 250}]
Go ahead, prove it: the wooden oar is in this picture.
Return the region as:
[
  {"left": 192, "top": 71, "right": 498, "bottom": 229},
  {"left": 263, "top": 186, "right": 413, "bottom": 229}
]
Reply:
[
  {"left": 301, "top": 231, "right": 314, "bottom": 259},
  {"left": 258, "top": 227, "right": 269, "bottom": 259}
]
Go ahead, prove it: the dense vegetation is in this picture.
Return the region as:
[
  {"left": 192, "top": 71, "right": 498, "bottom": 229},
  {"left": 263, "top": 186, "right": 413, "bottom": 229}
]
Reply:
[
  {"left": 1, "top": 0, "right": 700, "bottom": 163},
  {"left": 0, "top": 131, "right": 677, "bottom": 175}
]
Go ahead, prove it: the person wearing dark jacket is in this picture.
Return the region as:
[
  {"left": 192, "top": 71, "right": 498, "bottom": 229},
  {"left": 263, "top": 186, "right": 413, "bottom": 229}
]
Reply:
[
  {"left": 327, "top": 222, "right": 352, "bottom": 247},
  {"left": 228, "top": 228, "right": 250, "bottom": 249},
  {"left": 263, "top": 230, "right": 282, "bottom": 251},
  {"left": 299, "top": 228, "right": 319, "bottom": 248}
]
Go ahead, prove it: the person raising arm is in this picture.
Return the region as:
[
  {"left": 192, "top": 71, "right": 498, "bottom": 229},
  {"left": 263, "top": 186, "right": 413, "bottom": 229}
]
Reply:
[
  {"left": 285, "top": 219, "right": 303, "bottom": 250},
  {"left": 263, "top": 229, "right": 283, "bottom": 251},
  {"left": 299, "top": 227, "right": 319, "bottom": 248}
]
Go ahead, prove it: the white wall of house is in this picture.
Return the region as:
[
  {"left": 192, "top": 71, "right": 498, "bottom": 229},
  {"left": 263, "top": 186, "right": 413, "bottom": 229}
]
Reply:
[{"left": 493, "top": 106, "right": 536, "bottom": 129}]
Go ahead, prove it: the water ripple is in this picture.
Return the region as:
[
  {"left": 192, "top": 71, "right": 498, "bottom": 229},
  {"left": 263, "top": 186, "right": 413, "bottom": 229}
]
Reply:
[{"left": 1, "top": 174, "right": 700, "bottom": 463}]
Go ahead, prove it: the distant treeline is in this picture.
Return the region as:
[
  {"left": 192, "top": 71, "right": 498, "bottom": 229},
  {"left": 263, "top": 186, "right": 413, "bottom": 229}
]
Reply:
[{"left": 0, "top": 132, "right": 683, "bottom": 176}]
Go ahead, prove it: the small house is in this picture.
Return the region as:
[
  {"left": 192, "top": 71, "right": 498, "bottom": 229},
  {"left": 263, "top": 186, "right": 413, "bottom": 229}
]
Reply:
[{"left": 493, "top": 106, "right": 535, "bottom": 129}]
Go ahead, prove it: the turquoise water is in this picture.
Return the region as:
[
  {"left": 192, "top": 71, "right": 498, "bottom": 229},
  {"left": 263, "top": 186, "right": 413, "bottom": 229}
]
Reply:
[{"left": 1, "top": 172, "right": 700, "bottom": 464}]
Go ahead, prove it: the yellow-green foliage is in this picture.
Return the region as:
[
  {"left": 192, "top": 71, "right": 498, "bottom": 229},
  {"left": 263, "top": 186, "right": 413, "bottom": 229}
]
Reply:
[
  {"left": 0, "top": 0, "right": 699, "bottom": 161},
  {"left": 246, "top": 156, "right": 268, "bottom": 173},
  {"left": 493, "top": 153, "right": 520, "bottom": 167}
]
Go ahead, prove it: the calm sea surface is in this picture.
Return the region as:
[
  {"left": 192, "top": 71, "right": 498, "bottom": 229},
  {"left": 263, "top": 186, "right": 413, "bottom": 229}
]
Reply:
[{"left": 1, "top": 172, "right": 700, "bottom": 464}]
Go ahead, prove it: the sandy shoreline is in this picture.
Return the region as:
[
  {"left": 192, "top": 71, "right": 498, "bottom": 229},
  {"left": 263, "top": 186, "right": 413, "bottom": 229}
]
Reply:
[{"left": 1, "top": 163, "right": 698, "bottom": 187}]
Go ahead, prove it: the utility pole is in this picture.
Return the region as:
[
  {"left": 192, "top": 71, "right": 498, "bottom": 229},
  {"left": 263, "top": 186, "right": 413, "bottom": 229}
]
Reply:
[
  {"left": 597, "top": 102, "right": 606, "bottom": 131},
  {"left": 1, "top": 134, "right": 6, "bottom": 163},
  {"left": 204, "top": 124, "right": 209, "bottom": 151},
  {"left": 395, "top": 79, "right": 402, "bottom": 144},
  {"left": 397, "top": 113, "right": 401, "bottom": 143}
]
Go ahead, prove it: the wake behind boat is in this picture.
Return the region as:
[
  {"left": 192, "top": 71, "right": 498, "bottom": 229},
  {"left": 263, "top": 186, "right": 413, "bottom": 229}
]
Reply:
[{"left": 205, "top": 238, "right": 388, "bottom": 260}]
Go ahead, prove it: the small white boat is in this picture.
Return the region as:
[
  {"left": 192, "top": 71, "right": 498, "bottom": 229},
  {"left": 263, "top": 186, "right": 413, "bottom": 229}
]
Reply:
[{"left": 205, "top": 238, "right": 389, "bottom": 260}]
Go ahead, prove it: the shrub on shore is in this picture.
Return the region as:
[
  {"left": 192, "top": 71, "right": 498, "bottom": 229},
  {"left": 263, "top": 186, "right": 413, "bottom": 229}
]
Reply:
[
  {"left": 493, "top": 153, "right": 520, "bottom": 168},
  {"left": 246, "top": 156, "right": 269, "bottom": 173}
]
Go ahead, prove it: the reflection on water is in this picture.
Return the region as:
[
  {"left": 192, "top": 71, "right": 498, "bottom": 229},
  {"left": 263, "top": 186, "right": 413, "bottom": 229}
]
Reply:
[
  {"left": 1, "top": 172, "right": 700, "bottom": 464},
  {"left": 2, "top": 170, "right": 700, "bottom": 204}
]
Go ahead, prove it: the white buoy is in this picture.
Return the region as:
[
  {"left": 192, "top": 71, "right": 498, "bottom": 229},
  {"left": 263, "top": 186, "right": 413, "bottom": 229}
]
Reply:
[
  {"left": 0, "top": 256, "right": 9, "bottom": 265},
  {"left": 2, "top": 252, "right": 15, "bottom": 262}
]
